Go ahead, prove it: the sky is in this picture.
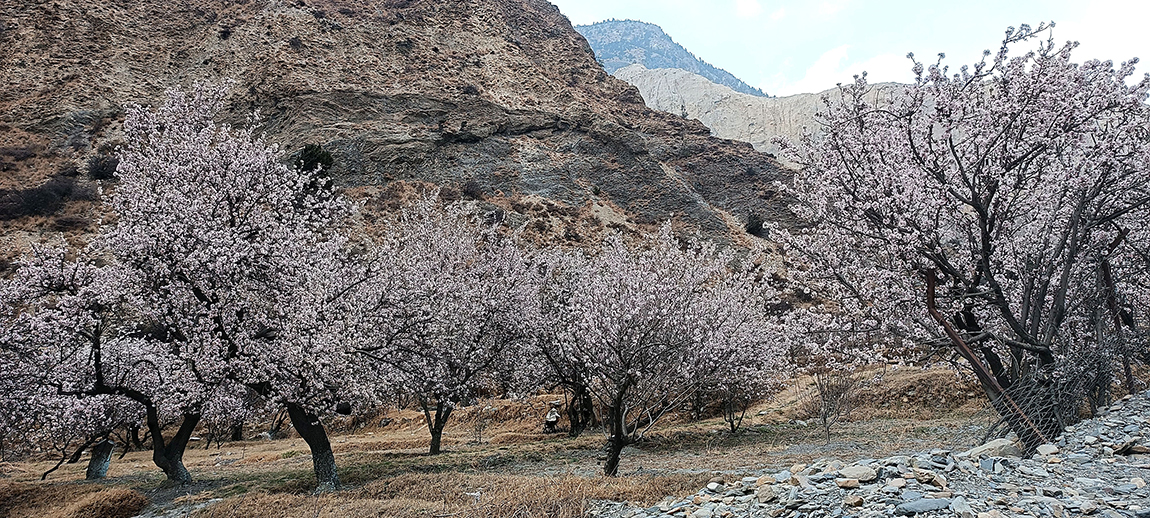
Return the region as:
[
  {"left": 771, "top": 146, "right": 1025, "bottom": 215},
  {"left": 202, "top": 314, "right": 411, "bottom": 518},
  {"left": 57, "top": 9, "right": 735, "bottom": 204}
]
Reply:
[{"left": 548, "top": 0, "right": 1150, "bottom": 96}]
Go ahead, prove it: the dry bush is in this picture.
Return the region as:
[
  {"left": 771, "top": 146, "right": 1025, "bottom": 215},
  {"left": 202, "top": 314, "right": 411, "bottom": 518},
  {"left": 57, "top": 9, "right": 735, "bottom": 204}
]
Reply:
[
  {"left": 797, "top": 370, "right": 866, "bottom": 443},
  {"left": 194, "top": 472, "right": 709, "bottom": 518}
]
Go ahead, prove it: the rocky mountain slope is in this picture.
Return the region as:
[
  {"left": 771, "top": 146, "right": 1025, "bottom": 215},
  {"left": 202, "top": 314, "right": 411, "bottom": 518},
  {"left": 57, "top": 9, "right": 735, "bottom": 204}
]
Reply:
[
  {"left": 576, "top": 20, "right": 767, "bottom": 97},
  {"left": 595, "top": 390, "right": 1150, "bottom": 518},
  {"left": 0, "top": 0, "right": 790, "bottom": 256},
  {"left": 615, "top": 64, "right": 893, "bottom": 157}
]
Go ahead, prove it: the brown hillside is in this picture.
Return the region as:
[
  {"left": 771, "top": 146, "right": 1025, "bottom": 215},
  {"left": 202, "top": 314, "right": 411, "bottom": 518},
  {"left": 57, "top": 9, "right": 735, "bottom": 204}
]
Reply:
[{"left": 0, "top": 0, "right": 791, "bottom": 251}]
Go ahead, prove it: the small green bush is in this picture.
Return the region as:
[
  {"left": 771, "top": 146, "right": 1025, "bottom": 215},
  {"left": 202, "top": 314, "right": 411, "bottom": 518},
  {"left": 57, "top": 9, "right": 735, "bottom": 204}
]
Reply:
[{"left": 295, "top": 144, "right": 334, "bottom": 173}]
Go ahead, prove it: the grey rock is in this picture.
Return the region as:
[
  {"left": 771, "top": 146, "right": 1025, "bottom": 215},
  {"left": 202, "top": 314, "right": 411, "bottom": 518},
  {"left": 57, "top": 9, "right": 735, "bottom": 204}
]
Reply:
[
  {"left": 838, "top": 465, "right": 878, "bottom": 482},
  {"left": 894, "top": 498, "right": 951, "bottom": 515},
  {"left": 961, "top": 438, "right": 1022, "bottom": 458}
]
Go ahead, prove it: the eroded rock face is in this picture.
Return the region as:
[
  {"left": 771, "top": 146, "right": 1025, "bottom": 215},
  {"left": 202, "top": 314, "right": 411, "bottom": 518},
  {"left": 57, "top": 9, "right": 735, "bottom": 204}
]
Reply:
[
  {"left": 614, "top": 64, "right": 894, "bottom": 159},
  {"left": 0, "top": 0, "right": 791, "bottom": 245}
]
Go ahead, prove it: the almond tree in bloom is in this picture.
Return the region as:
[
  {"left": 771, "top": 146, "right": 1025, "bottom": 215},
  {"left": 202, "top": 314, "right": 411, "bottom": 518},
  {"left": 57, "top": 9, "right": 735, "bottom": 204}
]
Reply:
[
  {"left": 541, "top": 226, "right": 783, "bottom": 476},
  {"left": 354, "top": 196, "right": 541, "bottom": 455},
  {"left": 776, "top": 24, "right": 1150, "bottom": 449}
]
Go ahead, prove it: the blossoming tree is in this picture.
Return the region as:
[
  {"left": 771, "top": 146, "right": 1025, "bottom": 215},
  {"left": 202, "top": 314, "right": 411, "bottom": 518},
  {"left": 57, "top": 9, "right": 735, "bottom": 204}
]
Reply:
[
  {"left": 0, "top": 245, "right": 212, "bottom": 484},
  {"left": 354, "top": 196, "right": 541, "bottom": 455},
  {"left": 776, "top": 23, "right": 1150, "bottom": 449},
  {"left": 540, "top": 226, "right": 784, "bottom": 476},
  {"left": 103, "top": 82, "right": 366, "bottom": 489}
]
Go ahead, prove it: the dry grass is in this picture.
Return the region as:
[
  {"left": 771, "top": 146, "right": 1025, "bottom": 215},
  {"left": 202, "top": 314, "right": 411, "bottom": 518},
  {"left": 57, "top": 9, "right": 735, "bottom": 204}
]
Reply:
[
  {"left": 57, "top": 488, "right": 150, "bottom": 518},
  {"left": 0, "top": 483, "right": 147, "bottom": 518},
  {"left": 193, "top": 472, "right": 709, "bottom": 518},
  {"left": 0, "top": 367, "right": 1007, "bottom": 518}
]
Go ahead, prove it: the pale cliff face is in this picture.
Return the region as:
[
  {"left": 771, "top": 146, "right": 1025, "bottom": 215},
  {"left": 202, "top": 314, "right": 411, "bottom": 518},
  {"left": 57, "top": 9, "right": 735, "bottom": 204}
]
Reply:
[{"left": 614, "top": 64, "right": 893, "bottom": 158}]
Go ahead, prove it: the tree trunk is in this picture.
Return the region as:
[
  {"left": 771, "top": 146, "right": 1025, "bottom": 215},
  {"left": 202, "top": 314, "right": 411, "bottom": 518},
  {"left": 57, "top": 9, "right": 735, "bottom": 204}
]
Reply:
[
  {"left": 603, "top": 402, "right": 628, "bottom": 477},
  {"left": 566, "top": 386, "right": 595, "bottom": 438},
  {"left": 422, "top": 400, "right": 454, "bottom": 455},
  {"left": 146, "top": 409, "right": 200, "bottom": 485},
  {"left": 86, "top": 440, "right": 115, "bottom": 480},
  {"left": 285, "top": 403, "right": 339, "bottom": 491},
  {"left": 925, "top": 272, "right": 1057, "bottom": 452}
]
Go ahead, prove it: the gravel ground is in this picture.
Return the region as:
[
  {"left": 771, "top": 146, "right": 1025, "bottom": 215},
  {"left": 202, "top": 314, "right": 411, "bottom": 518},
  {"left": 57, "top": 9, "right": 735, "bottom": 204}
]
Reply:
[{"left": 591, "top": 390, "right": 1150, "bottom": 518}]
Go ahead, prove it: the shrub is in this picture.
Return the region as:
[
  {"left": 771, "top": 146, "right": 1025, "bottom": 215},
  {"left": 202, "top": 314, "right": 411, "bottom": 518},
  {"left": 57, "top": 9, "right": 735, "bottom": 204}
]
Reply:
[
  {"left": 0, "top": 190, "right": 21, "bottom": 220},
  {"left": 461, "top": 179, "right": 484, "bottom": 200},
  {"left": 294, "top": 143, "right": 334, "bottom": 173},
  {"left": 87, "top": 154, "right": 119, "bottom": 180},
  {"left": 745, "top": 213, "right": 764, "bottom": 237}
]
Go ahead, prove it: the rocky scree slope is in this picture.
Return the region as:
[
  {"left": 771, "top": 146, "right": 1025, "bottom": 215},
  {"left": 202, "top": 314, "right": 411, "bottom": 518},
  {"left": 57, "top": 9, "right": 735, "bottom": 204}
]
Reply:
[
  {"left": 0, "top": 0, "right": 790, "bottom": 253},
  {"left": 615, "top": 64, "right": 894, "bottom": 159},
  {"left": 576, "top": 19, "right": 768, "bottom": 98},
  {"left": 594, "top": 391, "right": 1150, "bottom": 518}
]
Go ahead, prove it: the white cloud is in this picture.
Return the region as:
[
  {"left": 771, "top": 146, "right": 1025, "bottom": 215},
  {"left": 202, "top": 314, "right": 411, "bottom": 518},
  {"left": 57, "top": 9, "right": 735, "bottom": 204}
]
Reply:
[
  {"left": 768, "top": 46, "right": 914, "bottom": 96},
  {"left": 769, "top": 7, "right": 786, "bottom": 21},
  {"left": 735, "top": 0, "right": 763, "bottom": 18}
]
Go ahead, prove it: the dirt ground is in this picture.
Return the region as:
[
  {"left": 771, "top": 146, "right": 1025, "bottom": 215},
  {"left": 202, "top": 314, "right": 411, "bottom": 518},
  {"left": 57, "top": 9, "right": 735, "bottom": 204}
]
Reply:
[{"left": 0, "top": 366, "right": 993, "bottom": 518}]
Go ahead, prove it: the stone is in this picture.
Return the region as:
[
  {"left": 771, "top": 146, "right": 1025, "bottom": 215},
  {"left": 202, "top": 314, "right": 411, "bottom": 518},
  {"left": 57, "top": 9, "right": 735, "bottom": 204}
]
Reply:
[
  {"left": 838, "top": 465, "right": 878, "bottom": 482},
  {"left": 835, "top": 478, "right": 859, "bottom": 488},
  {"left": 843, "top": 495, "right": 864, "bottom": 507},
  {"left": 1085, "top": 436, "right": 1099, "bottom": 445},
  {"left": 1133, "top": 477, "right": 1146, "bottom": 488},
  {"left": 705, "top": 483, "right": 721, "bottom": 492},
  {"left": 887, "top": 477, "right": 907, "bottom": 488},
  {"left": 1036, "top": 444, "right": 1060, "bottom": 456},
  {"left": 895, "top": 498, "right": 951, "bottom": 515},
  {"left": 755, "top": 475, "right": 776, "bottom": 486},
  {"left": 901, "top": 490, "right": 924, "bottom": 501},
  {"left": 755, "top": 487, "right": 777, "bottom": 504},
  {"left": 1116, "top": 483, "right": 1138, "bottom": 494},
  {"left": 950, "top": 496, "right": 975, "bottom": 518},
  {"left": 961, "top": 438, "right": 1022, "bottom": 458}
]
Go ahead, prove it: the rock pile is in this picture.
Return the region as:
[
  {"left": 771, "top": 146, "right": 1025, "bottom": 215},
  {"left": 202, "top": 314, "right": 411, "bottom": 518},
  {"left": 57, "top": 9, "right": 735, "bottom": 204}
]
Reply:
[{"left": 593, "top": 391, "right": 1150, "bottom": 518}]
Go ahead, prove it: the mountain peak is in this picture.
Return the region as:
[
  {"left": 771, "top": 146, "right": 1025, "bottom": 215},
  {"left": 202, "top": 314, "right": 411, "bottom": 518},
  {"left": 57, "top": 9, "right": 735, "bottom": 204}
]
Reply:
[{"left": 575, "top": 19, "right": 768, "bottom": 97}]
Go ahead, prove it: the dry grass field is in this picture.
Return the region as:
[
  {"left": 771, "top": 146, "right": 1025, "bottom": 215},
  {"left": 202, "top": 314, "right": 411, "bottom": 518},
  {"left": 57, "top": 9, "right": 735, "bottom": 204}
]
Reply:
[{"left": 0, "top": 367, "right": 991, "bottom": 518}]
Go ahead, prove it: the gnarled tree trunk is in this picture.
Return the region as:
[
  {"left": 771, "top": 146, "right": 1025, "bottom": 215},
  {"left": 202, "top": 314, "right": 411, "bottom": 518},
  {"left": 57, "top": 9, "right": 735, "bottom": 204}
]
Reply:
[
  {"left": 145, "top": 409, "right": 200, "bottom": 484},
  {"left": 285, "top": 403, "right": 339, "bottom": 491}
]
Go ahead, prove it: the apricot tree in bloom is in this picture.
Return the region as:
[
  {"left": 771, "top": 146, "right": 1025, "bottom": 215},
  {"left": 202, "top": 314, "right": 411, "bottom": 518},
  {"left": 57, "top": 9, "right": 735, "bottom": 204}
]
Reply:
[
  {"left": 354, "top": 196, "right": 542, "bottom": 455},
  {"left": 776, "top": 24, "right": 1150, "bottom": 449},
  {"left": 541, "top": 226, "right": 784, "bottom": 476},
  {"left": 0, "top": 244, "right": 211, "bottom": 483},
  {"left": 107, "top": 82, "right": 363, "bottom": 488}
]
